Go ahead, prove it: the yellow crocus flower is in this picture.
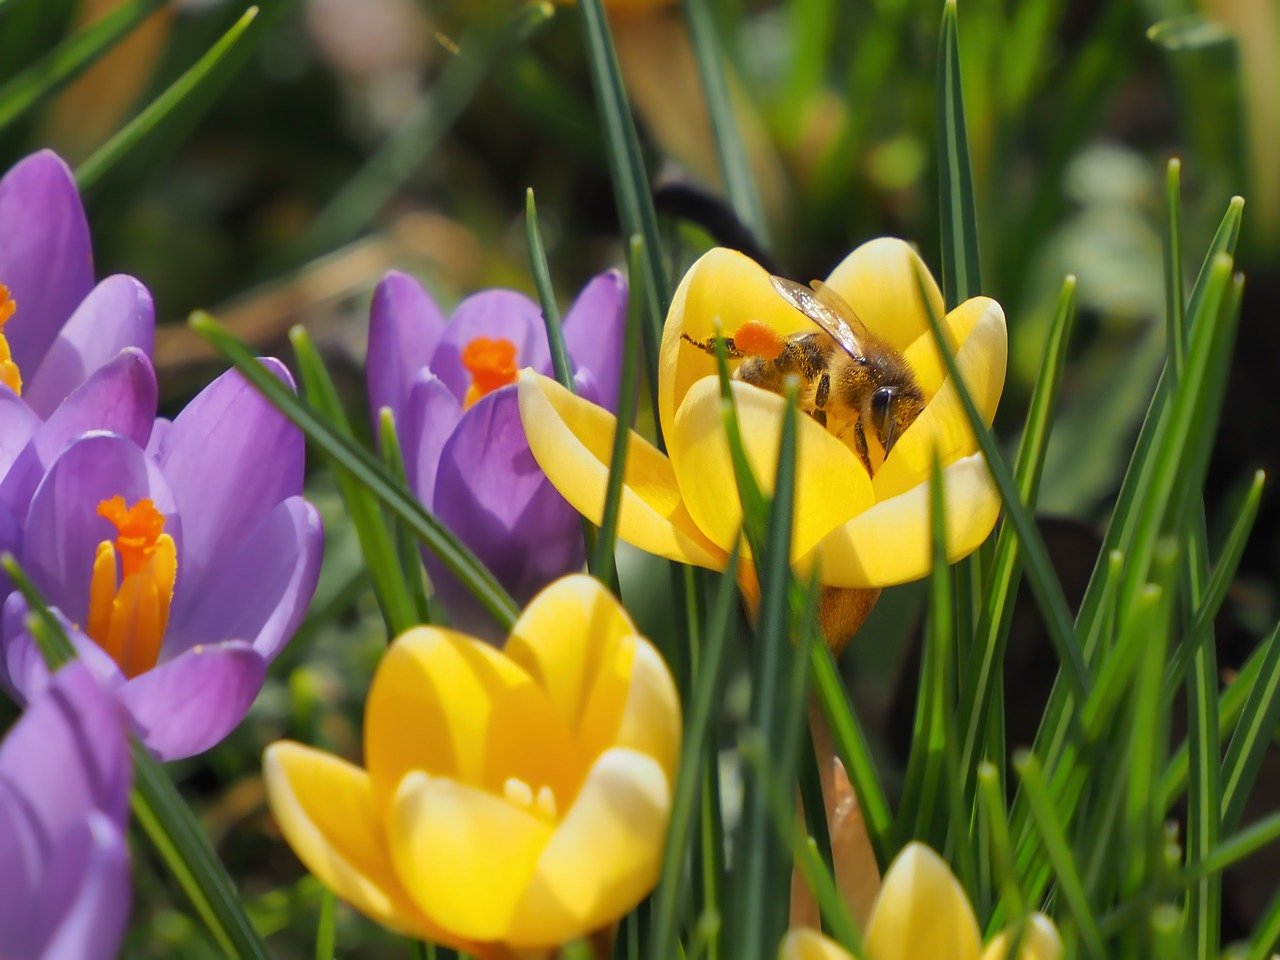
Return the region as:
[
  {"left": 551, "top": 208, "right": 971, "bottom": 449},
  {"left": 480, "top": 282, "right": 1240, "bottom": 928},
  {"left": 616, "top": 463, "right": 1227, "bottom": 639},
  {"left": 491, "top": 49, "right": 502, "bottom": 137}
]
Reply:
[
  {"left": 518, "top": 239, "right": 1006, "bottom": 628},
  {"left": 782, "top": 843, "right": 1062, "bottom": 960},
  {"left": 263, "top": 575, "right": 681, "bottom": 954}
]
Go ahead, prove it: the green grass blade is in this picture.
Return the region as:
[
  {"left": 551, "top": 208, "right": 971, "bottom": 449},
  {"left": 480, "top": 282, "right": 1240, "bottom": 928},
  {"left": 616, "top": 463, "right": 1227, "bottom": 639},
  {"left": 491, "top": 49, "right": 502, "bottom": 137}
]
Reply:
[
  {"left": 378, "top": 410, "right": 434, "bottom": 625},
  {"left": 0, "top": 0, "right": 164, "bottom": 133},
  {"left": 297, "top": 5, "right": 552, "bottom": 262},
  {"left": 76, "top": 5, "right": 262, "bottom": 194},
  {"left": 912, "top": 263, "right": 1088, "bottom": 698},
  {"left": 648, "top": 548, "right": 739, "bottom": 960},
  {"left": 315, "top": 890, "right": 337, "bottom": 960},
  {"left": 190, "top": 312, "right": 521, "bottom": 629},
  {"left": 680, "top": 0, "right": 766, "bottom": 243},
  {"left": 3, "top": 556, "right": 270, "bottom": 960},
  {"left": 1164, "top": 159, "right": 1187, "bottom": 378},
  {"left": 576, "top": 0, "right": 671, "bottom": 425},
  {"left": 936, "top": 0, "right": 982, "bottom": 307},
  {"left": 977, "top": 762, "right": 1026, "bottom": 932},
  {"left": 594, "top": 235, "right": 646, "bottom": 588},
  {"left": 1174, "top": 810, "right": 1280, "bottom": 886},
  {"left": 1243, "top": 887, "right": 1280, "bottom": 960},
  {"left": 1014, "top": 751, "right": 1106, "bottom": 957},
  {"left": 291, "top": 327, "right": 417, "bottom": 636},
  {"left": 1220, "top": 621, "right": 1280, "bottom": 831}
]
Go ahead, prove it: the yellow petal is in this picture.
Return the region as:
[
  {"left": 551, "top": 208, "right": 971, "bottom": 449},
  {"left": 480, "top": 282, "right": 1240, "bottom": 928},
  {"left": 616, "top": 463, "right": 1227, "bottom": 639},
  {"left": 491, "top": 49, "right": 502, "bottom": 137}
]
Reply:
[
  {"left": 504, "top": 575, "right": 682, "bottom": 781},
  {"left": 509, "top": 748, "right": 671, "bottom": 947},
  {"left": 822, "top": 238, "right": 946, "bottom": 352},
  {"left": 864, "top": 843, "right": 982, "bottom": 960},
  {"left": 981, "top": 914, "right": 1064, "bottom": 960},
  {"left": 388, "top": 771, "right": 554, "bottom": 942},
  {"left": 806, "top": 452, "right": 999, "bottom": 588},
  {"left": 900, "top": 295, "right": 1006, "bottom": 400},
  {"left": 658, "top": 247, "right": 816, "bottom": 443},
  {"left": 669, "top": 377, "right": 875, "bottom": 560},
  {"left": 779, "top": 929, "right": 854, "bottom": 960},
  {"left": 262, "top": 742, "right": 460, "bottom": 945},
  {"left": 874, "top": 298, "right": 1007, "bottom": 501},
  {"left": 365, "top": 627, "right": 585, "bottom": 813},
  {"left": 517, "top": 370, "right": 727, "bottom": 570}
]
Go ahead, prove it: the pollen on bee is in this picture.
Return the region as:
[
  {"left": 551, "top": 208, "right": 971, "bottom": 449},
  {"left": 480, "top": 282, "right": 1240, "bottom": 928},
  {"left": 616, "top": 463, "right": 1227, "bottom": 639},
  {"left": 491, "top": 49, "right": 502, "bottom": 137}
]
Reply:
[{"left": 733, "top": 320, "right": 786, "bottom": 361}]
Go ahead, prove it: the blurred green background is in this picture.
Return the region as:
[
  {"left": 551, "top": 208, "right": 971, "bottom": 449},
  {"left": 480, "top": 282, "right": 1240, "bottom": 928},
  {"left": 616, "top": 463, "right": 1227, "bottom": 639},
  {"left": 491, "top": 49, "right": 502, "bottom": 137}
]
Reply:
[{"left": 4, "top": 0, "right": 1279, "bottom": 953}]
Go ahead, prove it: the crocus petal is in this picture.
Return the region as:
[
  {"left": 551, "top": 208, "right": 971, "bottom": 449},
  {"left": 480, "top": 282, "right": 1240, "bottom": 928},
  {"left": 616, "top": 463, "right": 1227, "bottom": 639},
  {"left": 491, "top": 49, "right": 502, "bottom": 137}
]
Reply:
[
  {"left": 29, "top": 812, "right": 130, "bottom": 960},
  {"left": 118, "top": 641, "right": 267, "bottom": 761},
  {"left": 429, "top": 387, "right": 584, "bottom": 634},
  {"left": 822, "top": 237, "right": 945, "bottom": 352},
  {"left": 263, "top": 742, "right": 459, "bottom": 944},
  {"left": 22, "top": 432, "right": 177, "bottom": 623},
  {"left": 505, "top": 575, "right": 681, "bottom": 780},
  {"left": 388, "top": 771, "right": 554, "bottom": 942},
  {"left": 806, "top": 453, "right": 999, "bottom": 588},
  {"left": 0, "top": 597, "right": 125, "bottom": 705},
  {"left": 874, "top": 297, "right": 1007, "bottom": 501},
  {"left": 367, "top": 271, "right": 447, "bottom": 430},
  {"left": 0, "top": 661, "right": 131, "bottom": 845},
  {"left": 156, "top": 360, "right": 302, "bottom": 593},
  {"left": 0, "top": 349, "right": 157, "bottom": 518},
  {"left": 509, "top": 748, "right": 669, "bottom": 946},
  {"left": 780, "top": 929, "right": 854, "bottom": 960},
  {"left": 562, "top": 270, "right": 627, "bottom": 412},
  {"left": 900, "top": 295, "right": 1004, "bottom": 400},
  {"left": 429, "top": 290, "right": 551, "bottom": 401},
  {"left": 0, "top": 500, "right": 18, "bottom": 597},
  {"left": 166, "top": 496, "right": 322, "bottom": 662},
  {"left": 0, "top": 388, "right": 38, "bottom": 476},
  {"left": 517, "top": 371, "right": 726, "bottom": 570},
  {"left": 0, "top": 779, "right": 41, "bottom": 952},
  {"left": 364, "top": 627, "right": 585, "bottom": 811},
  {"left": 981, "top": 914, "right": 1063, "bottom": 960},
  {"left": 864, "top": 842, "right": 982, "bottom": 960},
  {"left": 22, "top": 276, "right": 155, "bottom": 419},
  {"left": 669, "top": 378, "right": 874, "bottom": 561},
  {"left": 401, "top": 372, "right": 461, "bottom": 505},
  {"left": 657, "top": 247, "right": 815, "bottom": 443},
  {"left": 0, "top": 151, "right": 94, "bottom": 372}
]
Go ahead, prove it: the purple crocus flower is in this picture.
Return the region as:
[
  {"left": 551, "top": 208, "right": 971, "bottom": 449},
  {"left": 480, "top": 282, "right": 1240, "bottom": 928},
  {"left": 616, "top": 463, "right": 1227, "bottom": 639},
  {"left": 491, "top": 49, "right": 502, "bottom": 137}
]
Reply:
[
  {"left": 366, "top": 269, "right": 626, "bottom": 637},
  {"left": 0, "top": 150, "right": 156, "bottom": 578},
  {"left": 0, "top": 361, "right": 324, "bottom": 761},
  {"left": 0, "top": 660, "right": 133, "bottom": 960}
]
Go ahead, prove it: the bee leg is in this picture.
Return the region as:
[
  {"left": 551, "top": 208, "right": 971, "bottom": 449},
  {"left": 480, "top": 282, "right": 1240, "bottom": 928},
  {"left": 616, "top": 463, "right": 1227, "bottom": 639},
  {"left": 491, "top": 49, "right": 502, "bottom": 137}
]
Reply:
[
  {"left": 853, "top": 420, "right": 873, "bottom": 475},
  {"left": 680, "top": 332, "right": 746, "bottom": 359}
]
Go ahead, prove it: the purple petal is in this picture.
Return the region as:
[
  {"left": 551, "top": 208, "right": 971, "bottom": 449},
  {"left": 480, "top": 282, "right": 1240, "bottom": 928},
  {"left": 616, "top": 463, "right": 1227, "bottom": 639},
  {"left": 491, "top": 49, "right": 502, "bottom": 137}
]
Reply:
[
  {"left": 22, "top": 433, "right": 178, "bottom": 623},
  {"left": 27, "top": 812, "right": 131, "bottom": 960},
  {"left": 167, "top": 497, "right": 322, "bottom": 663},
  {"left": 402, "top": 372, "right": 461, "bottom": 506},
  {"left": 366, "top": 271, "right": 445, "bottom": 434},
  {"left": 22, "top": 276, "right": 155, "bottom": 419},
  {"left": 0, "top": 500, "right": 18, "bottom": 597},
  {"left": 118, "top": 641, "right": 266, "bottom": 761},
  {"left": 0, "top": 660, "right": 132, "bottom": 847},
  {"left": 145, "top": 416, "right": 172, "bottom": 460},
  {"left": 155, "top": 360, "right": 301, "bottom": 593},
  {"left": 0, "top": 151, "right": 94, "bottom": 373},
  {"left": 428, "top": 290, "right": 551, "bottom": 402},
  {"left": 427, "top": 387, "right": 585, "bottom": 640},
  {"left": 562, "top": 270, "right": 627, "bottom": 412},
  {"left": 0, "top": 778, "right": 42, "bottom": 952},
  {"left": 0, "top": 348, "right": 157, "bottom": 520},
  {"left": 0, "top": 595, "right": 126, "bottom": 706},
  {"left": 0, "top": 387, "right": 38, "bottom": 477}
]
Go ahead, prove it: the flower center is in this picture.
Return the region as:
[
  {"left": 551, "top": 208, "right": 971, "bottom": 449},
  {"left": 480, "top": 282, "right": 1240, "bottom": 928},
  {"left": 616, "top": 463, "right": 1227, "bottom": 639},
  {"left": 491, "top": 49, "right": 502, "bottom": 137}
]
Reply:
[
  {"left": 86, "top": 496, "right": 178, "bottom": 679},
  {"left": 0, "top": 284, "right": 21, "bottom": 396},
  {"left": 503, "top": 775, "right": 559, "bottom": 822},
  {"left": 460, "top": 336, "right": 518, "bottom": 408}
]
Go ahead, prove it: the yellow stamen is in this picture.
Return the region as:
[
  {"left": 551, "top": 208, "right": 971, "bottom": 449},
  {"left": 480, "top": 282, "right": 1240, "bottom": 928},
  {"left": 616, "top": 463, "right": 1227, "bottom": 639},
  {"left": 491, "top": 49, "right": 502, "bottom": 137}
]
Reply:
[
  {"left": 461, "top": 336, "right": 518, "bottom": 409},
  {"left": 0, "top": 284, "right": 21, "bottom": 396},
  {"left": 86, "top": 496, "right": 177, "bottom": 678}
]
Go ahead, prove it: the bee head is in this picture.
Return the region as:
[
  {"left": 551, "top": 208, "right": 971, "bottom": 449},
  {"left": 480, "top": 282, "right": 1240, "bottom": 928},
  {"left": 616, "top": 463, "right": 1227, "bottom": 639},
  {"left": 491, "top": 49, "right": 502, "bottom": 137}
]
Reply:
[{"left": 867, "top": 385, "right": 925, "bottom": 456}]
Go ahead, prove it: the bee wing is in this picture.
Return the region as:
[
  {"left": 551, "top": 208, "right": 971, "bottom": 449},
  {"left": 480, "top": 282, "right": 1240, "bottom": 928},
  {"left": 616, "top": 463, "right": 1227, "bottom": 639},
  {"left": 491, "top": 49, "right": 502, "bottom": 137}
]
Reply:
[{"left": 769, "top": 275, "right": 869, "bottom": 362}]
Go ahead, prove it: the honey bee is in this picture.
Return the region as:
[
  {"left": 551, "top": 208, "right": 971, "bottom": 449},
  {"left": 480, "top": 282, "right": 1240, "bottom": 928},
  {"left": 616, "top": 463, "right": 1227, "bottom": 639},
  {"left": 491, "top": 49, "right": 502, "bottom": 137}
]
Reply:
[{"left": 680, "top": 276, "right": 925, "bottom": 476}]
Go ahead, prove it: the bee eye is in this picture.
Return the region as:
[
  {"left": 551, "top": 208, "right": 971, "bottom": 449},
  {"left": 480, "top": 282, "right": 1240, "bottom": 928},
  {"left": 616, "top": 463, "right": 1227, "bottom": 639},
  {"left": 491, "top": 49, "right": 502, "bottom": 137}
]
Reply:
[{"left": 870, "top": 387, "right": 893, "bottom": 435}]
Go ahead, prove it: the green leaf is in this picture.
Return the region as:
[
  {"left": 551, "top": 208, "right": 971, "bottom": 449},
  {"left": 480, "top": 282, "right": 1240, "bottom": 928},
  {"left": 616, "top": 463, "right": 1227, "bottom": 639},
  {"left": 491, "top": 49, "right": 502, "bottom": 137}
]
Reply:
[
  {"left": 378, "top": 410, "right": 434, "bottom": 625},
  {"left": 315, "top": 890, "right": 336, "bottom": 960},
  {"left": 190, "top": 312, "right": 521, "bottom": 630},
  {"left": 1220, "top": 621, "right": 1280, "bottom": 831},
  {"left": 0, "top": 0, "right": 165, "bottom": 134},
  {"left": 1148, "top": 15, "right": 1234, "bottom": 52},
  {"left": 1243, "top": 886, "right": 1280, "bottom": 960},
  {"left": 936, "top": 0, "right": 982, "bottom": 308},
  {"left": 680, "top": 0, "right": 766, "bottom": 243},
  {"left": 76, "top": 5, "right": 267, "bottom": 194}
]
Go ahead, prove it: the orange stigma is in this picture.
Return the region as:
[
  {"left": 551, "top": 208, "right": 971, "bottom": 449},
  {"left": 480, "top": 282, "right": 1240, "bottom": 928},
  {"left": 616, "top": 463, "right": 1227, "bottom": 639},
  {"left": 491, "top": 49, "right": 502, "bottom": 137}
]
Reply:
[
  {"left": 87, "top": 496, "right": 178, "bottom": 678},
  {"left": 461, "top": 336, "right": 519, "bottom": 408},
  {"left": 0, "top": 284, "right": 21, "bottom": 396}
]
